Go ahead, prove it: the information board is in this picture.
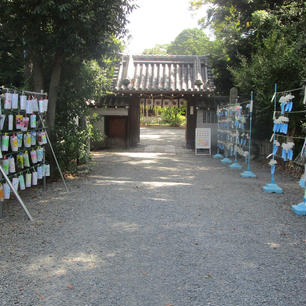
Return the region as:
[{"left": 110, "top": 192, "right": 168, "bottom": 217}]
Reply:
[{"left": 195, "top": 128, "right": 211, "bottom": 155}]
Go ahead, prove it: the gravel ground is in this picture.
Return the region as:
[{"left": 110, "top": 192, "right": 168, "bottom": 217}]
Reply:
[{"left": 0, "top": 126, "right": 305, "bottom": 306}]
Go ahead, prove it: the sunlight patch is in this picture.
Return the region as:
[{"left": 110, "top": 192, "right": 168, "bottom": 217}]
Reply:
[
  {"left": 112, "top": 222, "right": 139, "bottom": 232},
  {"left": 114, "top": 152, "right": 164, "bottom": 159}
]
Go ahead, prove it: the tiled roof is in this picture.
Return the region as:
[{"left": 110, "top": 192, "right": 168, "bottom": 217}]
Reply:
[{"left": 113, "top": 54, "right": 215, "bottom": 93}]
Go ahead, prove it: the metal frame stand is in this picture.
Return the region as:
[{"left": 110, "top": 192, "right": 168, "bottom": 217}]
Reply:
[
  {"left": 0, "top": 165, "right": 33, "bottom": 221},
  {"left": 292, "top": 142, "right": 306, "bottom": 215},
  {"left": 221, "top": 108, "right": 232, "bottom": 164},
  {"left": 213, "top": 150, "right": 223, "bottom": 159},
  {"left": 213, "top": 106, "right": 224, "bottom": 159},
  {"left": 263, "top": 84, "right": 283, "bottom": 193},
  {"left": 230, "top": 129, "right": 242, "bottom": 170},
  {"left": 38, "top": 114, "right": 69, "bottom": 193},
  {"left": 0, "top": 88, "right": 69, "bottom": 221},
  {"left": 241, "top": 91, "right": 256, "bottom": 178}
]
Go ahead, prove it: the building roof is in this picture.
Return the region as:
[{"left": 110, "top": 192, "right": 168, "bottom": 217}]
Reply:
[{"left": 113, "top": 54, "right": 215, "bottom": 94}]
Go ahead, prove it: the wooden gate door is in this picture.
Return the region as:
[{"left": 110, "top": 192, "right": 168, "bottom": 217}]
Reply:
[{"left": 108, "top": 116, "right": 127, "bottom": 139}]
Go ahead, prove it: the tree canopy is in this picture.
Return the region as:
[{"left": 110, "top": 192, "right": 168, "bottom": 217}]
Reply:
[
  {"left": 0, "top": 0, "right": 135, "bottom": 129},
  {"left": 191, "top": 0, "right": 306, "bottom": 138}
]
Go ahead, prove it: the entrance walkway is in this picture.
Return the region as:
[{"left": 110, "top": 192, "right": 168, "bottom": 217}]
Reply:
[
  {"left": 0, "top": 127, "right": 305, "bottom": 306},
  {"left": 141, "top": 127, "right": 185, "bottom": 154}
]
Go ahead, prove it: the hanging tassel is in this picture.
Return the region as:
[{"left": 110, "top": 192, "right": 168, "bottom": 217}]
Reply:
[
  {"left": 19, "top": 174, "right": 25, "bottom": 190},
  {"left": 9, "top": 156, "right": 15, "bottom": 173},
  {"left": 37, "top": 166, "right": 43, "bottom": 179},
  {"left": 0, "top": 114, "right": 6, "bottom": 130},
  {"left": 0, "top": 183, "right": 4, "bottom": 202},
  {"left": 12, "top": 177, "right": 19, "bottom": 191},
  {"left": 22, "top": 116, "right": 29, "bottom": 132},
  {"left": 30, "top": 149, "right": 38, "bottom": 164},
  {"left": 17, "top": 133, "right": 23, "bottom": 148},
  {"left": 2, "top": 158, "right": 9, "bottom": 175},
  {"left": 1, "top": 134, "right": 9, "bottom": 152},
  {"left": 10, "top": 134, "right": 18, "bottom": 152},
  {"left": 25, "top": 172, "right": 31, "bottom": 188},
  {"left": 17, "top": 153, "right": 24, "bottom": 169},
  {"left": 23, "top": 151, "right": 30, "bottom": 168},
  {"left": 4, "top": 93, "right": 12, "bottom": 109},
  {"left": 12, "top": 93, "right": 18, "bottom": 109},
  {"left": 20, "top": 95, "right": 27, "bottom": 110},
  {"left": 32, "top": 171, "right": 38, "bottom": 186},
  {"left": 282, "top": 148, "right": 287, "bottom": 161},
  {"left": 3, "top": 183, "right": 10, "bottom": 199},
  {"left": 280, "top": 103, "right": 285, "bottom": 114}
]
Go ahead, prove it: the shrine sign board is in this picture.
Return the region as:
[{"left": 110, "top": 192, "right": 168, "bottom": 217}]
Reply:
[{"left": 195, "top": 128, "right": 211, "bottom": 155}]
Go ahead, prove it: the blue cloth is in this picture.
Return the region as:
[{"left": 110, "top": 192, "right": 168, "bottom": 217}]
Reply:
[{"left": 281, "top": 103, "right": 285, "bottom": 114}]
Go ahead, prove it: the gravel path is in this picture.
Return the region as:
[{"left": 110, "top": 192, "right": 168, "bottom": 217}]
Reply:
[{"left": 0, "top": 126, "right": 305, "bottom": 306}]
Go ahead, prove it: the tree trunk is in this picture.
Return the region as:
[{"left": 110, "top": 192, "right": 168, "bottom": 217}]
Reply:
[
  {"left": 32, "top": 58, "right": 44, "bottom": 92},
  {"left": 47, "top": 52, "right": 64, "bottom": 132}
]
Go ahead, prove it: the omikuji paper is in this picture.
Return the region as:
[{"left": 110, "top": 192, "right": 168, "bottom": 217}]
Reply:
[
  {"left": 17, "top": 154, "right": 24, "bottom": 169},
  {"left": 16, "top": 115, "right": 23, "bottom": 129},
  {"left": 24, "top": 133, "right": 31, "bottom": 148},
  {"left": 30, "top": 114, "right": 36, "bottom": 128},
  {"left": 37, "top": 147, "right": 44, "bottom": 162},
  {"left": 19, "top": 175, "right": 25, "bottom": 190},
  {"left": 12, "top": 177, "right": 19, "bottom": 191},
  {"left": 22, "top": 116, "right": 29, "bottom": 131},
  {"left": 26, "top": 98, "right": 32, "bottom": 114},
  {"left": 3, "top": 183, "right": 10, "bottom": 199},
  {"left": 23, "top": 151, "right": 30, "bottom": 167},
  {"left": 37, "top": 166, "right": 42, "bottom": 179},
  {"left": 25, "top": 173, "right": 31, "bottom": 188},
  {"left": 0, "top": 184, "right": 4, "bottom": 202},
  {"left": 45, "top": 164, "right": 50, "bottom": 176},
  {"left": 9, "top": 156, "right": 16, "bottom": 173},
  {"left": 2, "top": 135, "right": 9, "bottom": 151},
  {"left": 8, "top": 114, "right": 13, "bottom": 131},
  {"left": 32, "top": 98, "right": 39, "bottom": 112},
  {"left": 31, "top": 131, "right": 36, "bottom": 146},
  {"left": 20, "top": 95, "right": 27, "bottom": 110},
  {"left": 2, "top": 159, "right": 9, "bottom": 175},
  {"left": 10, "top": 135, "right": 18, "bottom": 152},
  {"left": 30, "top": 150, "right": 38, "bottom": 164},
  {"left": 43, "top": 99, "right": 48, "bottom": 112},
  {"left": 0, "top": 115, "right": 5, "bottom": 130},
  {"left": 39, "top": 99, "right": 44, "bottom": 113},
  {"left": 4, "top": 93, "right": 12, "bottom": 109},
  {"left": 12, "top": 93, "right": 19, "bottom": 109},
  {"left": 17, "top": 133, "right": 23, "bottom": 148},
  {"left": 32, "top": 172, "right": 38, "bottom": 185}
]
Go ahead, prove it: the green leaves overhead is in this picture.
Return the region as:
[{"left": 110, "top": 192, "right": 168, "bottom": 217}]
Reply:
[
  {"left": 167, "top": 29, "right": 211, "bottom": 55},
  {"left": 190, "top": 0, "right": 306, "bottom": 138},
  {"left": 0, "top": 0, "right": 135, "bottom": 60}
]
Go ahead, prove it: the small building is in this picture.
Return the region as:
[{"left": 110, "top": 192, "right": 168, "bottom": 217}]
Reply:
[{"left": 96, "top": 54, "right": 227, "bottom": 149}]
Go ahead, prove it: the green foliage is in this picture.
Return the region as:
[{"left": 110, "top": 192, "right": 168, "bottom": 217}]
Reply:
[
  {"left": 53, "top": 57, "right": 114, "bottom": 173},
  {"left": 0, "top": 0, "right": 132, "bottom": 174},
  {"left": 160, "top": 107, "right": 186, "bottom": 127},
  {"left": 143, "top": 44, "right": 169, "bottom": 55},
  {"left": 142, "top": 28, "right": 211, "bottom": 56},
  {"left": 167, "top": 29, "right": 211, "bottom": 55},
  {"left": 191, "top": 0, "right": 306, "bottom": 138}
]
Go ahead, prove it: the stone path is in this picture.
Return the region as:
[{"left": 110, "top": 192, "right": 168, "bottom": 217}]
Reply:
[{"left": 0, "top": 127, "right": 305, "bottom": 306}]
